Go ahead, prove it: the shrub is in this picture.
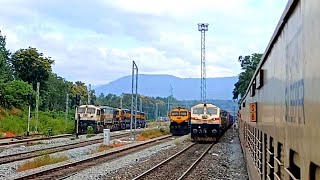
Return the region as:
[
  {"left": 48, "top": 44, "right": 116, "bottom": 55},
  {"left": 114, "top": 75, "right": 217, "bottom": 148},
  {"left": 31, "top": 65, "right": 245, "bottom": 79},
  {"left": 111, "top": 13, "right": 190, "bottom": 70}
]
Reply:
[
  {"left": 86, "top": 126, "right": 94, "bottom": 138},
  {"left": 17, "top": 154, "right": 69, "bottom": 171},
  {"left": 0, "top": 108, "right": 75, "bottom": 136}
]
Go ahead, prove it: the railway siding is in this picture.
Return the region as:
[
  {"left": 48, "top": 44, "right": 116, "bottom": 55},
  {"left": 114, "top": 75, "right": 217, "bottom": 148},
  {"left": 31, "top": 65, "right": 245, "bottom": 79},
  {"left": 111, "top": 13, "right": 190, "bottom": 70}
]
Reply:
[
  {"left": 64, "top": 135, "right": 191, "bottom": 180},
  {"left": 9, "top": 135, "right": 172, "bottom": 180}
]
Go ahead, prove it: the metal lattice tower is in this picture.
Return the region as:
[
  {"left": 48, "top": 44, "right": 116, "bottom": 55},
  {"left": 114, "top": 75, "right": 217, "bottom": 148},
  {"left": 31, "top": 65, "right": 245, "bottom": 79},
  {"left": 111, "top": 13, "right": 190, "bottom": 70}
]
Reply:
[
  {"left": 197, "top": 23, "right": 209, "bottom": 103},
  {"left": 131, "top": 61, "right": 138, "bottom": 140}
]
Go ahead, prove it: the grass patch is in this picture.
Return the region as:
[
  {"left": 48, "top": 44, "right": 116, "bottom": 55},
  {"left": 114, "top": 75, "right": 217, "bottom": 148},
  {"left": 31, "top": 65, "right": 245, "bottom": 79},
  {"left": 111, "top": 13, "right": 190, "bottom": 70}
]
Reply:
[
  {"left": 0, "top": 108, "right": 75, "bottom": 136},
  {"left": 137, "top": 128, "right": 170, "bottom": 141},
  {"left": 147, "top": 121, "right": 169, "bottom": 128},
  {"left": 96, "top": 142, "right": 125, "bottom": 153},
  {"left": 17, "top": 154, "right": 69, "bottom": 172}
]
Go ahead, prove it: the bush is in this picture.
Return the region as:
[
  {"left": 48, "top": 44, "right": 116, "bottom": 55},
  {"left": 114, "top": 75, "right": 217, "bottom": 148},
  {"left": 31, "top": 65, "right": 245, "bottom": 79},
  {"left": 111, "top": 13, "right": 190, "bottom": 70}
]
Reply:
[
  {"left": 17, "top": 154, "right": 69, "bottom": 171},
  {"left": 0, "top": 108, "right": 75, "bottom": 136},
  {"left": 43, "top": 127, "right": 54, "bottom": 137},
  {"left": 86, "top": 126, "right": 94, "bottom": 138}
]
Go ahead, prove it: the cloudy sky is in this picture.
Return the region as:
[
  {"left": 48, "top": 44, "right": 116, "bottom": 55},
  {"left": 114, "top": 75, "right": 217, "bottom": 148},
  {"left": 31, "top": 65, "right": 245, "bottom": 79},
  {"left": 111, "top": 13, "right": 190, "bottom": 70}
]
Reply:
[{"left": 0, "top": 0, "right": 288, "bottom": 86}]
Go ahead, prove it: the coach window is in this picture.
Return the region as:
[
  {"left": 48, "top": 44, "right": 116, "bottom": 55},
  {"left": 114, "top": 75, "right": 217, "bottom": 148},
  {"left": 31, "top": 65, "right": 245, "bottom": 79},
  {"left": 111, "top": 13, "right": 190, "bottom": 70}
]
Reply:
[{"left": 310, "top": 162, "right": 320, "bottom": 180}]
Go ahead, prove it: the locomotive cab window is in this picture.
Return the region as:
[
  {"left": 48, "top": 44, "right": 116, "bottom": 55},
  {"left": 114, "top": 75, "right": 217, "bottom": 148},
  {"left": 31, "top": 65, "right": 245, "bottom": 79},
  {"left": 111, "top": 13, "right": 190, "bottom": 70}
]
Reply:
[
  {"left": 221, "top": 111, "right": 228, "bottom": 117},
  {"left": 206, "top": 108, "right": 217, "bottom": 115},
  {"left": 180, "top": 111, "right": 187, "bottom": 116},
  {"left": 171, "top": 111, "right": 179, "bottom": 116},
  {"left": 78, "top": 108, "right": 85, "bottom": 113},
  {"left": 87, "top": 108, "right": 95, "bottom": 114},
  {"left": 193, "top": 108, "right": 204, "bottom": 114},
  {"left": 96, "top": 110, "right": 100, "bottom": 115}
]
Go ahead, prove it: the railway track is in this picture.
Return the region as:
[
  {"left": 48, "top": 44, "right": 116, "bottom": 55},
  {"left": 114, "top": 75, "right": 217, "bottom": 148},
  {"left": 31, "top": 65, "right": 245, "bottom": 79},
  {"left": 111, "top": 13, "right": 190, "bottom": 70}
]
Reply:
[
  {"left": 132, "top": 142, "right": 214, "bottom": 180},
  {"left": 12, "top": 135, "right": 173, "bottom": 180},
  {"left": 0, "top": 134, "right": 73, "bottom": 146},
  {"left": 0, "top": 133, "right": 130, "bottom": 165}
]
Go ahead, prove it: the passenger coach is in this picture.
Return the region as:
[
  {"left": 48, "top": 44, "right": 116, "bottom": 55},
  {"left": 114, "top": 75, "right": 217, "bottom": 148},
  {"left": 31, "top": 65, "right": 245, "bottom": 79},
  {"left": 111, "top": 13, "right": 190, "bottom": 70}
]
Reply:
[{"left": 238, "top": 0, "right": 320, "bottom": 179}]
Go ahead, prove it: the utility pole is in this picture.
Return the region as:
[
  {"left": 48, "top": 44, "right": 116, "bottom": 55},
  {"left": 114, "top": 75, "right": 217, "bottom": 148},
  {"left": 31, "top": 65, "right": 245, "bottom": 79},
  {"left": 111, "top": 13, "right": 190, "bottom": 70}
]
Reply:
[
  {"left": 88, "top": 84, "right": 91, "bottom": 104},
  {"left": 75, "top": 94, "right": 81, "bottom": 138},
  {"left": 167, "top": 84, "right": 173, "bottom": 118},
  {"left": 197, "top": 23, "right": 209, "bottom": 103},
  {"left": 35, "top": 82, "right": 40, "bottom": 132},
  {"left": 130, "top": 61, "right": 138, "bottom": 141},
  {"left": 120, "top": 95, "right": 123, "bottom": 109},
  {"left": 155, "top": 103, "right": 158, "bottom": 127},
  {"left": 27, "top": 93, "right": 32, "bottom": 136},
  {"left": 65, "top": 93, "right": 69, "bottom": 121},
  {"left": 140, "top": 97, "right": 142, "bottom": 112}
]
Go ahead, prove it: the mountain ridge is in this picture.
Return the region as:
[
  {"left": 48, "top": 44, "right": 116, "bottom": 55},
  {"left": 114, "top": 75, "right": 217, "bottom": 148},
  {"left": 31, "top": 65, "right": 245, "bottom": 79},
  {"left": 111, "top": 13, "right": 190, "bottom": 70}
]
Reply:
[{"left": 94, "top": 74, "right": 238, "bottom": 100}]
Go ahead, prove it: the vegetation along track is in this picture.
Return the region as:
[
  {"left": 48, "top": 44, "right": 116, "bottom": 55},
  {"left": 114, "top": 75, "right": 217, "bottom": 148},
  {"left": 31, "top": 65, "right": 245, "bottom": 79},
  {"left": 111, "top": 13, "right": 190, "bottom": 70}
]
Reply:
[
  {"left": 0, "top": 133, "right": 130, "bottom": 165},
  {"left": 0, "top": 134, "right": 73, "bottom": 146},
  {"left": 12, "top": 135, "right": 173, "bottom": 180},
  {"left": 132, "top": 142, "right": 214, "bottom": 180}
]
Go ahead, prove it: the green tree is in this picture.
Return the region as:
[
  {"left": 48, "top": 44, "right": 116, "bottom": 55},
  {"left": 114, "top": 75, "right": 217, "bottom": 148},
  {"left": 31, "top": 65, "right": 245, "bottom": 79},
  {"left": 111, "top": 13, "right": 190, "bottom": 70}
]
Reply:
[
  {"left": 232, "top": 53, "right": 263, "bottom": 100},
  {"left": 40, "top": 73, "right": 72, "bottom": 111},
  {"left": 10, "top": 47, "right": 54, "bottom": 90},
  {"left": 0, "top": 80, "right": 34, "bottom": 108},
  {"left": 0, "top": 30, "right": 12, "bottom": 81},
  {"left": 70, "top": 81, "right": 90, "bottom": 105}
]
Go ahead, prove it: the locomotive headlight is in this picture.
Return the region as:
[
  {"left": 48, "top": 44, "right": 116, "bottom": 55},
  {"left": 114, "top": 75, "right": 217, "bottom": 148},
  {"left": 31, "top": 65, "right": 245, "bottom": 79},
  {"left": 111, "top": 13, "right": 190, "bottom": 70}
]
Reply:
[
  {"left": 193, "top": 129, "right": 198, "bottom": 133},
  {"left": 212, "top": 129, "right": 217, "bottom": 134},
  {"left": 203, "top": 128, "right": 207, "bottom": 134}
]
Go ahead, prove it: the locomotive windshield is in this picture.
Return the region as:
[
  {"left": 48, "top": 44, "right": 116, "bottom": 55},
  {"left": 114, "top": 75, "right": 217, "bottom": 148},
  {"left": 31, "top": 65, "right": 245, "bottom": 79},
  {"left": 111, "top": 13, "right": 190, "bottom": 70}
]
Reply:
[
  {"left": 206, "top": 108, "right": 217, "bottom": 115},
  {"left": 87, "top": 108, "right": 95, "bottom": 114},
  {"left": 171, "top": 111, "right": 179, "bottom": 116},
  {"left": 180, "top": 111, "right": 187, "bottom": 116},
  {"left": 193, "top": 108, "right": 204, "bottom": 114},
  {"left": 104, "top": 109, "right": 113, "bottom": 114},
  {"left": 78, "top": 108, "right": 85, "bottom": 113}
]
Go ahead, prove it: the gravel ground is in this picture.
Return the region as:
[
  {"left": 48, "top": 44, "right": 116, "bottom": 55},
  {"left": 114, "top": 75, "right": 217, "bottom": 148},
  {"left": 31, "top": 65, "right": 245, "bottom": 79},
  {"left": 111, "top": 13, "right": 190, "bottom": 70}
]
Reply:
[
  {"left": 0, "top": 129, "right": 146, "bottom": 180},
  {"left": 0, "top": 137, "right": 131, "bottom": 179},
  {"left": 140, "top": 143, "right": 211, "bottom": 180},
  {"left": 0, "top": 129, "right": 135, "bottom": 156},
  {"left": 185, "top": 128, "right": 248, "bottom": 180},
  {"left": 64, "top": 135, "right": 192, "bottom": 180}
]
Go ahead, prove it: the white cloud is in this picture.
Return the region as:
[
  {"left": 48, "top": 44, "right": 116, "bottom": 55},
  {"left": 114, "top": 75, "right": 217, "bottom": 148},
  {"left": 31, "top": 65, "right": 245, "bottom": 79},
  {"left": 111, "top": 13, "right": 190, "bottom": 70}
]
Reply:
[{"left": 0, "top": 0, "right": 288, "bottom": 86}]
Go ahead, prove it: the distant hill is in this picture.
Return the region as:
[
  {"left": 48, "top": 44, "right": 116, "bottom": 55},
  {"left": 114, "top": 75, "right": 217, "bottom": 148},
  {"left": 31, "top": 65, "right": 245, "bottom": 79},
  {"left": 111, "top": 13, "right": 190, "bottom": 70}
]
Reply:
[{"left": 94, "top": 74, "right": 238, "bottom": 100}]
